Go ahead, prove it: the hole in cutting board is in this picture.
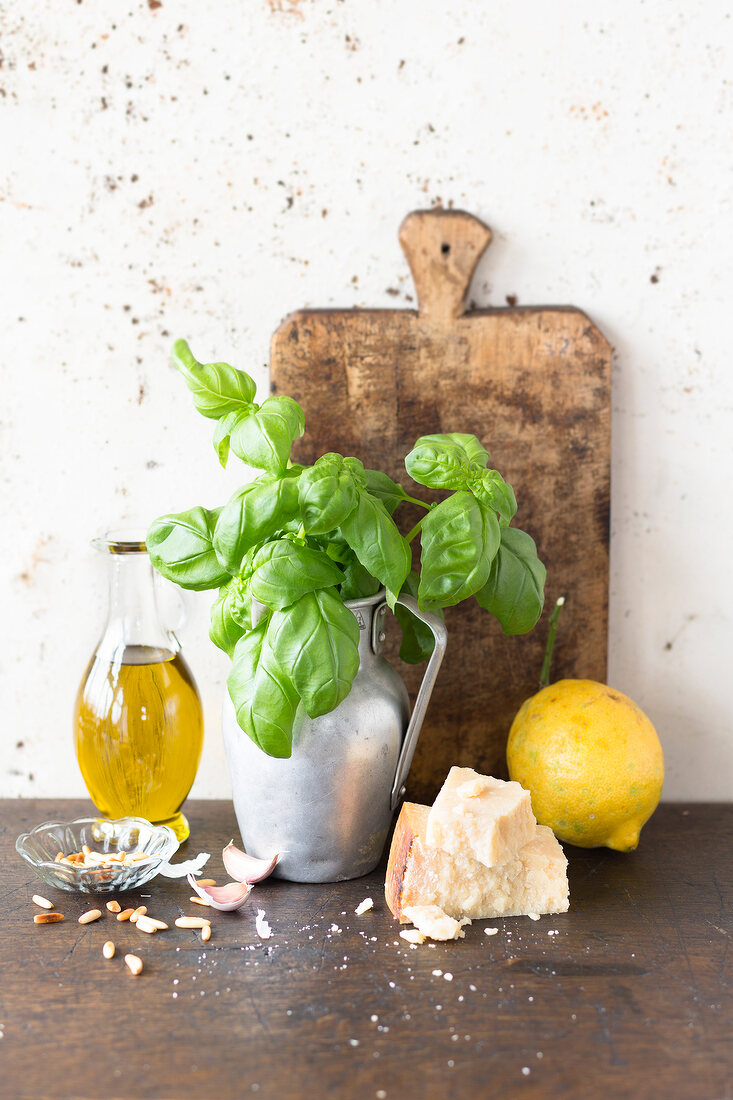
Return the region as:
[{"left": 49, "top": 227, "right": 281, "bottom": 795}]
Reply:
[{"left": 441, "top": 242, "right": 451, "bottom": 255}]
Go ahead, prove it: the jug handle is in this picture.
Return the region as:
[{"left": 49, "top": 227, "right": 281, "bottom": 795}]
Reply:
[{"left": 373, "top": 594, "right": 448, "bottom": 812}]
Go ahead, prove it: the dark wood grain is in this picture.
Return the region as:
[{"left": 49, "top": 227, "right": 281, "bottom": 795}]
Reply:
[
  {"left": 1, "top": 799, "right": 731, "bottom": 1100},
  {"left": 270, "top": 209, "right": 612, "bottom": 803}
]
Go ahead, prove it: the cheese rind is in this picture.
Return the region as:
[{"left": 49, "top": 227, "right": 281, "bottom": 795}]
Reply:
[
  {"left": 426, "top": 766, "right": 536, "bottom": 868},
  {"left": 386, "top": 802, "right": 569, "bottom": 923}
]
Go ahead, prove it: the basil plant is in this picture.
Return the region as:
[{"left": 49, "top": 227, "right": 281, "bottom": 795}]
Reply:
[{"left": 148, "top": 340, "right": 546, "bottom": 758}]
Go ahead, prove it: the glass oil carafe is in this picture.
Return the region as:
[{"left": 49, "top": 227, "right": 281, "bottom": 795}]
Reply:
[{"left": 74, "top": 532, "right": 203, "bottom": 841}]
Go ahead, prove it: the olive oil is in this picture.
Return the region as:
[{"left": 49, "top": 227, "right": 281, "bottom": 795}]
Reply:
[{"left": 74, "top": 645, "right": 203, "bottom": 841}]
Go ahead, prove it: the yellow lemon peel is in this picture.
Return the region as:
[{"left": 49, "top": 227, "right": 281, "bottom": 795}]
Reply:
[{"left": 507, "top": 678, "right": 664, "bottom": 851}]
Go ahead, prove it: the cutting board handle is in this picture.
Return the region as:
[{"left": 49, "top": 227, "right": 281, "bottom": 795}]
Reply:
[{"left": 399, "top": 209, "right": 492, "bottom": 321}]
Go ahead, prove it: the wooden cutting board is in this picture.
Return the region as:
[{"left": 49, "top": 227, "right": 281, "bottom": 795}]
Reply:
[{"left": 270, "top": 209, "right": 611, "bottom": 804}]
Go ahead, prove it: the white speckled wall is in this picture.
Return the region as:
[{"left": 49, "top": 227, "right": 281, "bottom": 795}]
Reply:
[{"left": 2, "top": 1, "right": 731, "bottom": 802}]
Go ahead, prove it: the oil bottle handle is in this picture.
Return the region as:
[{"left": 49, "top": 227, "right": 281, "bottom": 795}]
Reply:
[{"left": 372, "top": 594, "right": 448, "bottom": 812}]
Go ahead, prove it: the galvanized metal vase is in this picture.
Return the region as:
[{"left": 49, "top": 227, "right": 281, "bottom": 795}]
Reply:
[{"left": 221, "top": 591, "right": 446, "bottom": 882}]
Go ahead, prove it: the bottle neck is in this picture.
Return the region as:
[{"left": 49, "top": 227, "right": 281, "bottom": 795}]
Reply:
[{"left": 97, "top": 552, "right": 176, "bottom": 660}]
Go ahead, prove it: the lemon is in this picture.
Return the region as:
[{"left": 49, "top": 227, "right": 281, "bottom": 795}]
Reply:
[{"left": 507, "top": 679, "right": 664, "bottom": 851}]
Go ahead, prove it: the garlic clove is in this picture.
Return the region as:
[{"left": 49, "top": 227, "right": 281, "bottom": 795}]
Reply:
[
  {"left": 187, "top": 873, "right": 252, "bottom": 911},
  {"left": 222, "top": 840, "right": 280, "bottom": 884}
]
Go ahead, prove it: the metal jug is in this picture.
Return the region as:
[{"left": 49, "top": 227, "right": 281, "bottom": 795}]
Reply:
[{"left": 221, "top": 591, "right": 446, "bottom": 882}]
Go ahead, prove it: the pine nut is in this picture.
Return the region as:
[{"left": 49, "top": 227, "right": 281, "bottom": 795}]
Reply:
[
  {"left": 197, "top": 879, "right": 216, "bottom": 886},
  {"left": 106, "top": 900, "right": 121, "bottom": 913},
  {"left": 54, "top": 853, "right": 64, "bottom": 863},
  {"left": 117, "top": 908, "right": 134, "bottom": 922},
  {"left": 130, "top": 905, "right": 147, "bottom": 923},
  {"left": 34, "top": 912, "right": 64, "bottom": 924},
  {"left": 201, "top": 924, "right": 211, "bottom": 942},
  {"left": 189, "top": 896, "right": 211, "bottom": 907},
  {"left": 143, "top": 917, "right": 169, "bottom": 930},
  {"left": 124, "top": 953, "right": 143, "bottom": 976},
  {"left": 134, "top": 915, "right": 158, "bottom": 934},
  {"left": 78, "top": 909, "right": 102, "bottom": 924},
  {"left": 103, "top": 941, "right": 115, "bottom": 959},
  {"left": 82, "top": 844, "right": 92, "bottom": 857},
  {"left": 175, "top": 916, "right": 211, "bottom": 929},
  {"left": 32, "top": 895, "right": 53, "bottom": 909}
]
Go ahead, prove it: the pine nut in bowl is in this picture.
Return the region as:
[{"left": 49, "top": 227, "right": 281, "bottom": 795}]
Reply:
[{"left": 16, "top": 816, "right": 179, "bottom": 894}]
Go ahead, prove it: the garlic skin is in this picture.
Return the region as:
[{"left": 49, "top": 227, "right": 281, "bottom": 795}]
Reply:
[
  {"left": 222, "top": 841, "right": 279, "bottom": 884},
  {"left": 187, "top": 873, "right": 252, "bottom": 912}
]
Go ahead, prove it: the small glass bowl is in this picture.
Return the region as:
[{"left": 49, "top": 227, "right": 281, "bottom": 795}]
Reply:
[{"left": 16, "top": 816, "right": 179, "bottom": 894}]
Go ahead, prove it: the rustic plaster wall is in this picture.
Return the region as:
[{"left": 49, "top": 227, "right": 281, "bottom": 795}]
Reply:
[{"left": 1, "top": 0, "right": 731, "bottom": 801}]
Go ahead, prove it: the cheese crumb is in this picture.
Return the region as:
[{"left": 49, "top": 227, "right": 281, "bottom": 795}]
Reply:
[
  {"left": 400, "top": 929, "right": 426, "bottom": 945},
  {"left": 355, "top": 898, "right": 373, "bottom": 916},
  {"left": 484, "top": 927, "right": 499, "bottom": 936},
  {"left": 528, "top": 912, "right": 540, "bottom": 921},
  {"left": 443, "top": 972, "right": 453, "bottom": 982},
  {"left": 402, "top": 904, "right": 471, "bottom": 942}
]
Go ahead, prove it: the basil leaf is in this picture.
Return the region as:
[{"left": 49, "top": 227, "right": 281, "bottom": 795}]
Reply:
[
  {"left": 417, "top": 491, "right": 500, "bottom": 610},
  {"left": 343, "top": 456, "right": 367, "bottom": 485},
  {"left": 299, "top": 456, "right": 359, "bottom": 534},
  {"left": 213, "top": 473, "right": 301, "bottom": 574},
  {"left": 227, "top": 621, "right": 299, "bottom": 757},
  {"left": 268, "top": 588, "right": 360, "bottom": 719},
  {"left": 469, "top": 468, "right": 517, "bottom": 524},
  {"left": 405, "top": 433, "right": 490, "bottom": 491},
  {"left": 447, "top": 433, "right": 491, "bottom": 467},
  {"left": 229, "top": 396, "right": 305, "bottom": 475},
  {"left": 475, "top": 527, "right": 546, "bottom": 634},
  {"left": 363, "top": 469, "right": 407, "bottom": 515},
  {"left": 212, "top": 411, "right": 239, "bottom": 469},
  {"left": 209, "top": 576, "right": 252, "bottom": 657},
  {"left": 340, "top": 490, "right": 411, "bottom": 596},
  {"left": 324, "top": 533, "right": 353, "bottom": 564},
  {"left": 249, "top": 540, "right": 344, "bottom": 610},
  {"left": 172, "top": 339, "right": 256, "bottom": 419},
  {"left": 394, "top": 569, "right": 444, "bottom": 663},
  {"left": 147, "top": 506, "right": 230, "bottom": 591},
  {"left": 339, "top": 555, "right": 381, "bottom": 601}
]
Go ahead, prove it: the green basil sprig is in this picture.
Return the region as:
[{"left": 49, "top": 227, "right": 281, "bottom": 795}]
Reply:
[{"left": 149, "top": 340, "right": 546, "bottom": 759}]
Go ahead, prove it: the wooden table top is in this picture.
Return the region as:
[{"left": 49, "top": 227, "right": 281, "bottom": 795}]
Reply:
[{"left": 2, "top": 799, "right": 731, "bottom": 1100}]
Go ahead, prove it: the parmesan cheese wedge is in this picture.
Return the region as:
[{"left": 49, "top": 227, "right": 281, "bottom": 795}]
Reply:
[
  {"left": 386, "top": 802, "right": 569, "bottom": 923},
  {"left": 426, "top": 766, "right": 536, "bottom": 868}
]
